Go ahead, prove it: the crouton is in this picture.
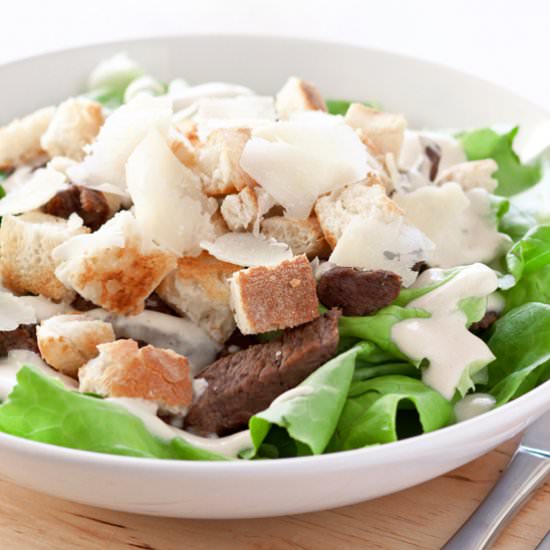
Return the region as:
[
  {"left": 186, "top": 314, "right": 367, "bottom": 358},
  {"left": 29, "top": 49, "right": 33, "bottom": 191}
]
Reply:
[
  {"left": 0, "top": 106, "right": 55, "bottom": 170},
  {"left": 169, "top": 131, "right": 197, "bottom": 169},
  {"left": 79, "top": 339, "right": 193, "bottom": 415},
  {"left": 275, "top": 77, "right": 327, "bottom": 120},
  {"left": 345, "top": 104, "right": 406, "bottom": 158},
  {"left": 260, "top": 215, "right": 331, "bottom": 259},
  {"left": 198, "top": 128, "right": 255, "bottom": 196},
  {"left": 220, "top": 186, "right": 258, "bottom": 232},
  {"left": 41, "top": 98, "right": 104, "bottom": 161},
  {"left": 53, "top": 211, "right": 177, "bottom": 315},
  {"left": 314, "top": 178, "right": 403, "bottom": 248},
  {"left": 230, "top": 254, "right": 320, "bottom": 335},
  {"left": 435, "top": 159, "right": 498, "bottom": 192},
  {"left": 156, "top": 252, "right": 240, "bottom": 343},
  {"left": 0, "top": 212, "right": 89, "bottom": 302},
  {"left": 37, "top": 314, "right": 115, "bottom": 377}
]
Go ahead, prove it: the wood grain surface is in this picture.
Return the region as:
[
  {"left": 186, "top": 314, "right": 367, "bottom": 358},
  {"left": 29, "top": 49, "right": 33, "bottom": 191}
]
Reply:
[{"left": 0, "top": 438, "right": 547, "bottom": 550}]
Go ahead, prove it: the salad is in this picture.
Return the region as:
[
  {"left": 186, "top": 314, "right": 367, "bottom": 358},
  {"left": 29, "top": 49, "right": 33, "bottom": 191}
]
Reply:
[{"left": 0, "top": 53, "right": 548, "bottom": 462}]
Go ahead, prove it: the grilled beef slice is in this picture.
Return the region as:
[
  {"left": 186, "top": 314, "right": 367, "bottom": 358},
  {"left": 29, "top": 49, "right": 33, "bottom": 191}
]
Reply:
[
  {"left": 184, "top": 309, "right": 341, "bottom": 435},
  {"left": 42, "top": 185, "right": 111, "bottom": 231},
  {"left": 317, "top": 267, "right": 401, "bottom": 316},
  {"left": 0, "top": 324, "right": 38, "bottom": 356}
]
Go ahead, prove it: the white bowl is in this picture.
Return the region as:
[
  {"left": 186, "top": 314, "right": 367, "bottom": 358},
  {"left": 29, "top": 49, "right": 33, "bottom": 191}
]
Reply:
[{"left": 1, "top": 35, "right": 549, "bottom": 519}]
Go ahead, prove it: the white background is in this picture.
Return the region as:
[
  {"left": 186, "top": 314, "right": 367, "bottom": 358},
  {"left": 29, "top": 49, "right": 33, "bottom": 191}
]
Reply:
[{"left": 1, "top": 0, "right": 549, "bottom": 108}]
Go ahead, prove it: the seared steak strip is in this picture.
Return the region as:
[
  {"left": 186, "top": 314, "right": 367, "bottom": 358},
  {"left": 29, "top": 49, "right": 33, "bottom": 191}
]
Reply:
[
  {"left": 0, "top": 324, "right": 38, "bottom": 356},
  {"left": 317, "top": 267, "right": 401, "bottom": 316},
  {"left": 185, "top": 310, "right": 341, "bottom": 435},
  {"left": 42, "top": 185, "right": 111, "bottom": 230},
  {"left": 470, "top": 311, "right": 499, "bottom": 334}
]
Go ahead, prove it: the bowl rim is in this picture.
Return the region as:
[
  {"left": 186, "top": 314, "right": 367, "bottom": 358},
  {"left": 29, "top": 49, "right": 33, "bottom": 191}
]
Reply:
[{"left": 1, "top": 32, "right": 549, "bottom": 471}]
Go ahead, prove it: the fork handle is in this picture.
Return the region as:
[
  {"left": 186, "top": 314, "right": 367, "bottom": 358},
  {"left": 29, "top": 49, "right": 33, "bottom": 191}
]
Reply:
[{"left": 443, "top": 450, "right": 550, "bottom": 550}]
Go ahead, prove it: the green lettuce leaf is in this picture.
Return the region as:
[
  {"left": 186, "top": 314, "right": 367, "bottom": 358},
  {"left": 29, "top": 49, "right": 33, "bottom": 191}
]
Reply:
[
  {"left": 249, "top": 345, "right": 360, "bottom": 457},
  {"left": 328, "top": 375, "right": 453, "bottom": 451},
  {"left": 0, "top": 367, "right": 227, "bottom": 461},
  {"left": 461, "top": 127, "right": 541, "bottom": 196},
  {"left": 339, "top": 305, "right": 431, "bottom": 359},
  {"left": 502, "top": 225, "right": 550, "bottom": 311},
  {"left": 0, "top": 171, "right": 7, "bottom": 201},
  {"left": 488, "top": 303, "right": 550, "bottom": 405},
  {"left": 325, "top": 99, "right": 380, "bottom": 116},
  {"left": 506, "top": 225, "right": 550, "bottom": 279},
  {"left": 499, "top": 202, "right": 538, "bottom": 241}
]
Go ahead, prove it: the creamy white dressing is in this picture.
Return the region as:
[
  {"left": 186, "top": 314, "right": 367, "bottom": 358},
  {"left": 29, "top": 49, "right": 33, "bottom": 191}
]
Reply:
[
  {"left": 392, "top": 264, "right": 498, "bottom": 399},
  {"left": 18, "top": 296, "right": 74, "bottom": 321},
  {"left": 83, "top": 309, "right": 220, "bottom": 374},
  {"left": 395, "top": 183, "right": 510, "bottom": 268},
  {"left": 454, "top": 393, "right": 496, "bottom": 422},
  {"left": 487, "top": 292, "right": 505, "bottom": 314},
  {"left": 107, "top": 397, "right": 253, "bottom": 458},
  {"left": 0, "top": 350, "right": 77, "bottom": 401}
]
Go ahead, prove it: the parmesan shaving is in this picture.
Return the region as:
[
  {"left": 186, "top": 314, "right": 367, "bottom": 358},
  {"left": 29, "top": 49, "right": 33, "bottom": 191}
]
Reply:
[
  {"left": 67, "top": 95, "right": 172, "bottom": 191},
  {"left": 240, "top": 111, "right": 370, "bottom": 219},
  {"left": 0, "top": 168, "right": 68, "bottom": 216},
  {"left": 0, "top": 292, "right": 37, "bottom": 330},
  {"left": 201, "top": 232, "right": 293, "bottom": 267},
  {"left": 127, "top": 129, "right": 217, "bottom": 256},
  {"left": 330, "top": 216, "right": 433, "bottom": 287}
]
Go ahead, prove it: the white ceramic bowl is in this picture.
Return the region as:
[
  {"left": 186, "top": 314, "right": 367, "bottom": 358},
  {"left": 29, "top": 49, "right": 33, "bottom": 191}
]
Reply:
[{"left": 1, "top": 35, "right": 549, "bottom": 519}]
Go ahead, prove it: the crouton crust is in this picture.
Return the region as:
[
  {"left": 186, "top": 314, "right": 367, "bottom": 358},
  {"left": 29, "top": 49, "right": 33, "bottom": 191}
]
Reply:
[
  {"left": 37, "top": 315, "right": 115, "bottom": 378},
  {"left": 230, "top": 254, "right": 320, "bottom": 334},
  {"left": 41, "top": 98, "right": 104, "bottom": 161},
  {"left": 314, "top": 177, "right": 403, "bottom": 248},
  {"left": 0, "top": 107, "right": 55, "bottom": 170},
  {"left": 157, "top": 252, "right": 240, "bottom": 343},
  {"left": 73, "top": 244, "right": 177, "bottom": 316},
  {"left": 198, "top": 128, "right": 255, "bottom": 196},
  {"left": 0, "top": 212, "right": 89, "bottom": 302},
  {"left": 79, "top": 339, "right": 193, "bottom": 414},
  {"left": 260, "top": 215, "right": 331, "bottom": 259}
]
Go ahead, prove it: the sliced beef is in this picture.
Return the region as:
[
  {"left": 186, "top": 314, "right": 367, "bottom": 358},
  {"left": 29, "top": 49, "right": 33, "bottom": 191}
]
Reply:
[
  {"left": 42, "top": 185, "right": 111, "bottom": 231},
  {"left": 185, "top": 309, "right": 341, "bottom": 435},
  {"left": 470, "top": 311, "right": 499, "bottom": 334},
  {"left": 71, "top": 294, "right": 97, "bottom": 312},
  {"left": 317, "top": 267, "right": 401, "bottom": 316},
  {"left": 0, "top": 324, "right": 38, "bottom": 356}
]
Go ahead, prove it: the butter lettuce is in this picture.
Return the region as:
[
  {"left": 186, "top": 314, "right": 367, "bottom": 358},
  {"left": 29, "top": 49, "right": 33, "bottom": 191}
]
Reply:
[
  {"left": 488, "top": 303, "right": 550, "bottom": 405},
  {"left": 461, "top": 127, "right": 541, "bottom": 197},
  {"left": 249, "top": 345, "right": 360, "bottom": 457},
  {"left": 328, "top": 376, "right": 453, "bottom": 451},
  {"left": 0, "top": 367, "right": 227, "bottom": 461}
]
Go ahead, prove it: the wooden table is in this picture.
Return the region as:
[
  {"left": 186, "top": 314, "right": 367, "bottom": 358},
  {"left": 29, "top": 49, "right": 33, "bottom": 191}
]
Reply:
[{"left": 0, "top": 439, "right": 547, "bottom": 549}]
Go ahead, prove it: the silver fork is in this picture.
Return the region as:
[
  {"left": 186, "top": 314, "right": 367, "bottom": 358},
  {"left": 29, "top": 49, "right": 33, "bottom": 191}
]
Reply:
[{"left": 443, "top": 411, "right": 550, "bottom": 550}]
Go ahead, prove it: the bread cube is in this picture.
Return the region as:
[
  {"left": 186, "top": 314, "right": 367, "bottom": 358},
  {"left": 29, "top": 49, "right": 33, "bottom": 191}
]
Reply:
[
  {"left": 275, "top": 77, "right": 327, "bottom": 120},
  {"left": 79, "top": 339, "right": 193, "bottom": 415},
  {"left": 37, "top": 314, "right": 115, "bottom": 377},
  {"left": 157, "top": 252, "right": 240, "bottom": 343},
  {"left": 53, "top": 211, "right": 177, "bottom": 315},
  {"left": 0, "top": 212, "right": 89, "bottom": 302},
  {"left": 230, "top": 254, "right": 319, "bottom": 334}
]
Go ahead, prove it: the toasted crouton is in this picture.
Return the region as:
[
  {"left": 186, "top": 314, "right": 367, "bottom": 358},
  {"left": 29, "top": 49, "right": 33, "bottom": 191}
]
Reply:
[
  {"left": 41, "top": 98, "right": 104, "bottom": 161},
  {"left": 53, "top": 211, "right": 177, "bottom": 315},
  {"left": 435, "top": 159, "right": 498, "bottom": 192},
  {"left": 345, "top": 104, "right": 406, "bottom": 158},
  {"left": 230, "top": 254, "right": 319, "bottom": 334},
  {"left": 314, "top": 178, "right": 403, "bottom": 248},
  {"left": 275, "top": 77, "right": 327, "bottom": 120},
  {"left": 156, "top": 252, "right": 240, "bottom": 343},
  {"left": 0, "top": 212, "right": 89, "bottom": 302},
  {"left": 79, "top": 339, "right": 193, "bottom": 415},
  {"left": 260, "top": 216, "right": 331, "bottom": 259},
  {"left": 37, "top": 314, "right": 115, "bottom": 377},
  {"left": 198, "top": 128, "right": 255, "bottom": 196},
  {"left": 0, "top": 107, "right": 55, "bottom": 170},
  {"left": 220, "top": 186, "right": 258, "bottom": 232},
  {"left": 169, "top": 131, "right": 197, "bottom": 169}
]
